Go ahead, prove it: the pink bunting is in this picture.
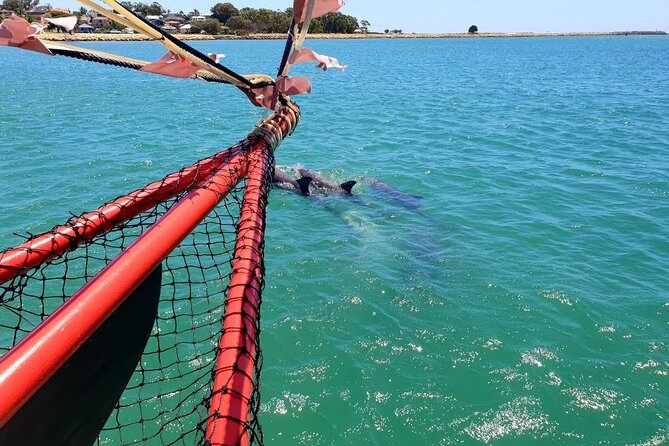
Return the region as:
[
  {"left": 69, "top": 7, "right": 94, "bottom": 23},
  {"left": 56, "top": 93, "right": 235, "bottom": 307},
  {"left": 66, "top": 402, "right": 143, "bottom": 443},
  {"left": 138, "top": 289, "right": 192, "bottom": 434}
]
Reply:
[
  {"left": 289, "top": 48, "right": 346, "bottom": 71},
  {"left": 247, "top": 76, "right": 312, "bottom": 109},
  {"left": 276, "top": 75, "right": 312, "bottom": 96},
  {"left": 140, "top": 51, "right": 201, "bottom": 79},
  {"left": 0, "top": 15, "right": 52, "bottom": 55},
  {"left": 293, "top": 0, "right": 344, "bottom": 23},
  {"left": 247, "top": 84, "right": 278, "bottom": 110}
]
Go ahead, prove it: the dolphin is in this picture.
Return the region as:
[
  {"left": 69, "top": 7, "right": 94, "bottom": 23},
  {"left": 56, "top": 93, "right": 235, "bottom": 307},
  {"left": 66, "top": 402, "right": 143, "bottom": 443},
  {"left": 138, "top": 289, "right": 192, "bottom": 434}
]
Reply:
[
  {"left": 364, "top": 178, "right": 423, "bottom": 210},
  {"left": 272, "top": 168, "right": 312, "bottom": 195},
  {"left": 296, "top": 168, "right": 356, "bottom": 195}
]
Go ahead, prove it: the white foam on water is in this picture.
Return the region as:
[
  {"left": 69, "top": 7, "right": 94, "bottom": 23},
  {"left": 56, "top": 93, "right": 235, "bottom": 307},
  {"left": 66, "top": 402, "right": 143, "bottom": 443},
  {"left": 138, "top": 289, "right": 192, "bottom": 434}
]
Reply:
[{"left": 452, "top": 397, "right": 553, "bottom": 444}]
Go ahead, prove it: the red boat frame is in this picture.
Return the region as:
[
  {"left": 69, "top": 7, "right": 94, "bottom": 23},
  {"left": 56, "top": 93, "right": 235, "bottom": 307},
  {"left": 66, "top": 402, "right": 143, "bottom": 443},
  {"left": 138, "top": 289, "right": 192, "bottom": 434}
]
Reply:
[{"left": 0, "top": 104, "right": 299, "bottom": 445}]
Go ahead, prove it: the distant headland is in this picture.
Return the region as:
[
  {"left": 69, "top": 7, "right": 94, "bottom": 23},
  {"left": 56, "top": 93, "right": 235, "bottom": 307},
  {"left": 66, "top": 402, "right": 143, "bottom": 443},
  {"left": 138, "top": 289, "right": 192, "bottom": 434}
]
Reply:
[{"left": 40, "top": 30, "right": 668, "bottom": 42}]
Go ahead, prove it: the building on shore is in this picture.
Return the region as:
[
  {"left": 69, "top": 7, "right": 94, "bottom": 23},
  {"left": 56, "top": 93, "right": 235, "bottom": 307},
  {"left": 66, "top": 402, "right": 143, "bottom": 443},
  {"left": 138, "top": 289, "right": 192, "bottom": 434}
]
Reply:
[
  {"left": 78, "top": 23, "right": 95, "bottom": 33},
  {"left": 146, "top": 15, "right": 164, "bottom": 27},
  {"left": 26, "top": 8, "right": 48, "bottom": 18},
  {"left": 91, "top": 16, "right": 110, "bottom": 28}
]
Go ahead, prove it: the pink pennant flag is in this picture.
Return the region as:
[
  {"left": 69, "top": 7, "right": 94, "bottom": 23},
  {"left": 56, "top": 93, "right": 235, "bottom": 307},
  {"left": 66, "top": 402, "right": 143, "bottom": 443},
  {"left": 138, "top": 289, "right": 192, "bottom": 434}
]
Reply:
[
  {"left": 0, "top": 15, "right": 52, "bottom": 55},
  {"left": 140, "top": 51, "right": 201, "bottom": 79},
  {"left": 247, "top": 76, "right": 312, "bottom": 109},
  {"left": 276, "top": 76, "right": 312, "bottom": 96},
  {"left": 247, "top": 85, "right": 278, "bottom": 110},
  {"left": 289, "top": 48, "right": 346, "bottom": 71},
  {"left": 293, "top": 0, "right": 344, "bottom": 23}
]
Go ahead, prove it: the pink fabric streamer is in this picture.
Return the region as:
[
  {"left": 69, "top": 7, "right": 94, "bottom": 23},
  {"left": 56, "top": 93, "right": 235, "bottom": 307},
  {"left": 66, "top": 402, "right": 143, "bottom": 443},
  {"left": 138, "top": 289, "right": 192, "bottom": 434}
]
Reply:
[
  {"left": 289, "top": 48, "right": 346, "bottom": 71},
  {"left": 140, "top": 51, "right": 201, "bottom": 79},
  {"left": 0, "top": 15, "right": 52, "bottom": 55},
  {"left": 293, "top": 0, "right": 344, "bottom": 23},
  {"left": 247, "top": 85, "right": 278, "bottom": 110},
  {"left": 276, "top": 76, "right": 312, "bottom": 96},
  {"left": 249, "top": 76, "right": 312, "bottom": 109}
]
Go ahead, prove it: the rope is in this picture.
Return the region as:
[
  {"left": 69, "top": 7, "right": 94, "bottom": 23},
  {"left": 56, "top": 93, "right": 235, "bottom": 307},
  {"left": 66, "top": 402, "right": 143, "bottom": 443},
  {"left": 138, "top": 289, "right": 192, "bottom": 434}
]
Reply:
[
  {"left": 277, "top": 0, "right": 316, "bottom": 78},
  {"left": 276, "top": 17, "right": 296, "bottom": 77},
  {"left": 49, "top": 47, "right": 144, "bottom": 71},
  {"left": 100, "top": 0, "right": 267, "bottom": 89},
  {"left": 45, "top": 44, "right": 275, "bottom": 88}
]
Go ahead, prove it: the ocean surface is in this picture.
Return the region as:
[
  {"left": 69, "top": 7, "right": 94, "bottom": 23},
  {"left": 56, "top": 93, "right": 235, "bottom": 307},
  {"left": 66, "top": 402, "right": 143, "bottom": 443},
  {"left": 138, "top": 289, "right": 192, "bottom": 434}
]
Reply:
[{"left": 1, "top": 35, "right": 668, "bottom": 445}]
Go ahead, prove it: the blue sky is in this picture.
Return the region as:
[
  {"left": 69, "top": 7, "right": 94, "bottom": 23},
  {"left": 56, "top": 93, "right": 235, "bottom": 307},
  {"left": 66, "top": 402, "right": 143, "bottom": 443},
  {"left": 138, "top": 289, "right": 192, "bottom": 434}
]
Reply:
[{"left": 54, "top": 1, "right": 669, "bottom": 33}]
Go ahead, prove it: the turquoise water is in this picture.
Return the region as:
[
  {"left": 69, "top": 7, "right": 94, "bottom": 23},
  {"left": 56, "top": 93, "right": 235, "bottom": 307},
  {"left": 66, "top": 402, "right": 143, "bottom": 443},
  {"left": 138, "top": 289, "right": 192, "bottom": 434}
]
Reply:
[{"left": 1, "top": 36, "right": 668, "bottom": 444}]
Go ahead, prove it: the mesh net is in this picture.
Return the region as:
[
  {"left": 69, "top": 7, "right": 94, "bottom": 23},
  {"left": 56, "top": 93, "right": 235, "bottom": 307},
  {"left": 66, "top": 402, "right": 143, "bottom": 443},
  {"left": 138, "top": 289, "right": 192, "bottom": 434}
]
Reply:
[{"left": 0, "top": 124, "right": 279, "bottom": 445}]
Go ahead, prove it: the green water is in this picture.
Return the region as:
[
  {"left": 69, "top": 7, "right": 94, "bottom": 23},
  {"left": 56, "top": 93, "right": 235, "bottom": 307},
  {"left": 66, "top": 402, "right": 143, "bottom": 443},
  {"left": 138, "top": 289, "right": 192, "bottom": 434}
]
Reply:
[{"left": 1, "top": 36, "right": 668, "bottom": 444}]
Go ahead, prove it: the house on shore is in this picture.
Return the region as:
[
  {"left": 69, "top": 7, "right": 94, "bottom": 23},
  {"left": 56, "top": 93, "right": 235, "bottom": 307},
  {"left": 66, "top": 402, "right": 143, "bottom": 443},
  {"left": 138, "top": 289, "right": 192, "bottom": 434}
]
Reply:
[
  {"left": 146, "top": 15, "right": 164, "bottom": 27},
  {"left": 78, "top": 23, "right": 95, "bottom": 33},
  {"left": 26, "top": 8, "right": 48, "bottom": 18},
  {"left": 87, "top": 10, "right": 110, "bottom": 28},
  {"left": 165, "top": 14, "right": 185, "bottom": 24},
  {"left": 91, "top": 16, "right": 110, "bottom": 28}
]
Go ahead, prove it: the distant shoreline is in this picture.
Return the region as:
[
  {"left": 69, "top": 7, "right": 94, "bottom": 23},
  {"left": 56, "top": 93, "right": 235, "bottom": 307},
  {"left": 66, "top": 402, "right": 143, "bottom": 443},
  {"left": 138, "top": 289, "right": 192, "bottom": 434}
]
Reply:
[{"left": 42, "top": 30, "right": 667, "bottom": 42}]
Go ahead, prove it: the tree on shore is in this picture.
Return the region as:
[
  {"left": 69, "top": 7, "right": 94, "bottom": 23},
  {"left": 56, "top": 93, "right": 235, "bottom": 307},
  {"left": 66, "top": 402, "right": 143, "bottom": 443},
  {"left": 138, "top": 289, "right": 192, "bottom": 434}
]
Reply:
[
  {"left": 1, "top": 0, "right": 40, "bottom": 14},
  {"left": 210, "top": 2, "right": 238, "bottom": 24},
  {"left": 468, "top": 25, "right": 478, "bottom": 34},
  {"left": 193, "top": 18, "right": 221, "bottom": 35},
  {"left": 225, "top": 15, "right": 253, "bottom": 34},
  {"left": 145, "top": 2, "right": 164, "bottom": 15},
  {"left": 319, "top": 12, "right": 358, "bottom": 33},
  {"left": 117, "top": 2, "right": 164, "bottom": 16},
  {"left": 236, "top": 7, "right": 290, "bottom": 33},
  {"left": 13, "top": 0, "right": 365, "bottom": 36},
  {"left": 44, "top": 9, "right": 71, "bottom": 18},
  {"left": 360, "top": 19, "right": 370, "bottom": 32}
]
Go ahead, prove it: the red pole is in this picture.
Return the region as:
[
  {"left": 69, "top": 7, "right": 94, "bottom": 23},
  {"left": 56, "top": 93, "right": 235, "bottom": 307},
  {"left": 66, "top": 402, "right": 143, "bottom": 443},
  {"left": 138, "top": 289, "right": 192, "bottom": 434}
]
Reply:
[
  {"left": 206, "top": 105, "right": 300, "bottom": 446},
  {"left": 205, "top": 141, "right": 267, "bottom": 446},
  {"left": 0, "top": 146, "right": 243, "bottom": 285},
  {"left": 0, "top": 150, "right": 249, "bottom": 428}
]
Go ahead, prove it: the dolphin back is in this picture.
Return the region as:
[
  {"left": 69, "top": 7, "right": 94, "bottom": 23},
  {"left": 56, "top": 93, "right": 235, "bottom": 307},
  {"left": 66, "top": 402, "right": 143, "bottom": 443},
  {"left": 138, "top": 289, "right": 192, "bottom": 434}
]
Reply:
[
  {"left": 273, "top": 168, "right": 297, "bottom": 186},
  {"left": 366, "top": 178, "right": 423, "bottom": 210}
]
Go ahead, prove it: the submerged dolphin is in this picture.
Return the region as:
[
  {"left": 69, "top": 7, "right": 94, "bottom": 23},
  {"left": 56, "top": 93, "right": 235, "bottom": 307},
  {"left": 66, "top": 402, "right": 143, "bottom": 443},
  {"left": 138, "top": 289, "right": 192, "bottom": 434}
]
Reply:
[
  {"left": 364, "top": 178, "right": 423, "bottom": 210},
  {"left": 297, "top": 168, "right": 356, "bottom": 195},
  {"left": 273, "top": 168, "right": 312, "bottom": 195}
]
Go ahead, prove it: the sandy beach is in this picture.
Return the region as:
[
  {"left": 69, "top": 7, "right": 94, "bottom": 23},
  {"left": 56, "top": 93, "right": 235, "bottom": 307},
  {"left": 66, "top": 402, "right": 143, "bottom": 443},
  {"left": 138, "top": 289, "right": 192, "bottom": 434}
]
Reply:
[{"left": 41, "top": 30, "right": 667, "bottom": 42}]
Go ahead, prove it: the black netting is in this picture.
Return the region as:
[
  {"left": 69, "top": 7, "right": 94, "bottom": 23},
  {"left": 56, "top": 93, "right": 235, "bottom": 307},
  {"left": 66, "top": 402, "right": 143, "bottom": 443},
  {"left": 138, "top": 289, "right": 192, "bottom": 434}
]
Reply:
[{"left": 0, "top": 136, "right": 276, "bottom": 446}]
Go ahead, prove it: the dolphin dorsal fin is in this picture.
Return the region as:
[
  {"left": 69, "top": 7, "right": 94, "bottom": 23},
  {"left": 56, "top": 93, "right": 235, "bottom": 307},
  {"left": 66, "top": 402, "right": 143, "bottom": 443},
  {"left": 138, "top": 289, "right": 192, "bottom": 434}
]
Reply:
[
  {"left": 340, "top": 180, "right": 357, "bottom": 194},
  {"left": 297, "top": 177, "right": 313, "bottom": 195}
]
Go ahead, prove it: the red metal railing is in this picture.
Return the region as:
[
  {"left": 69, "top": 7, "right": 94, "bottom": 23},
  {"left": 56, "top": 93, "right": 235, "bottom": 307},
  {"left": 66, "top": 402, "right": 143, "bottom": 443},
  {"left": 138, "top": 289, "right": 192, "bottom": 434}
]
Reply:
[
  {"left": 0, "top": 104, "right": 300, "bottom": 445},
  {"left": 0, "top": 146, "right": 243, "bottom": 285},
  {"left": 206, "top": 104, "right": 299, "bottom": 445}
]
